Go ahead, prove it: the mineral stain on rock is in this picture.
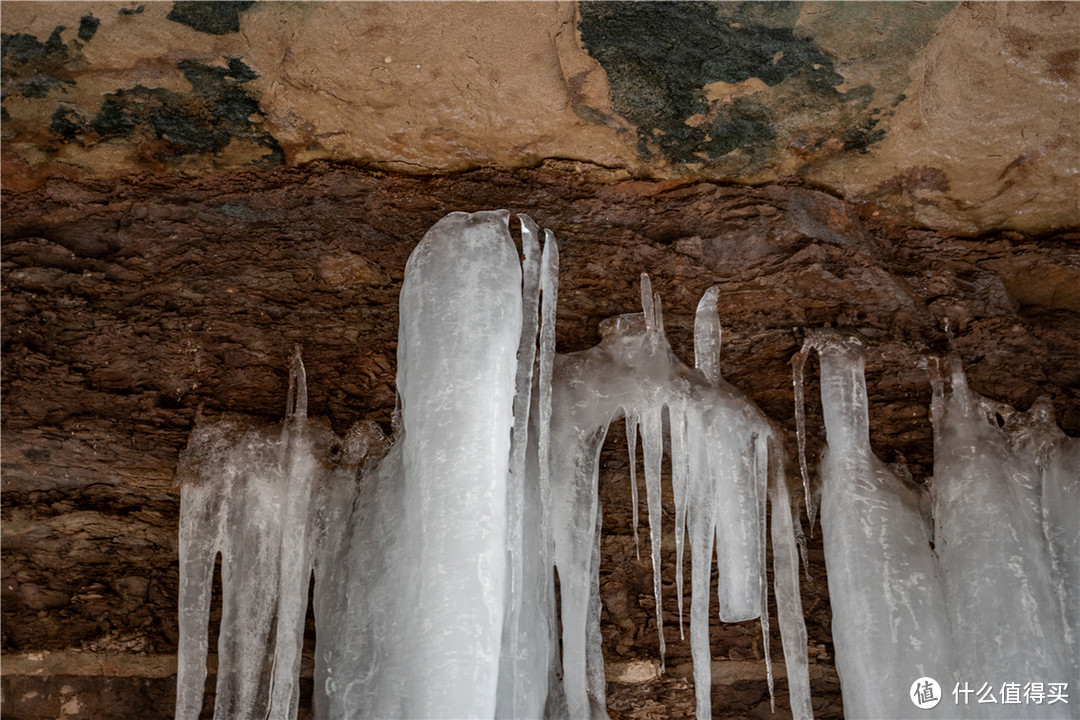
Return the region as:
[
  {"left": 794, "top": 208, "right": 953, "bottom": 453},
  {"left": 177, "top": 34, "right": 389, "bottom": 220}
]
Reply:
[
  {"left": 0, "top": 26, "right": 76, "bottom": 100},
  {"left": 166, "top": 1, "right": 254, "bottom": 35},
  {"left": 56, "top": 56, "right": 282, "bottom": 167},
  {"left": 578, "top": 1, "right": 848, "bottom": 163},
  {"left": 77, "top": 15, "right": 100, "bottom": 42}
]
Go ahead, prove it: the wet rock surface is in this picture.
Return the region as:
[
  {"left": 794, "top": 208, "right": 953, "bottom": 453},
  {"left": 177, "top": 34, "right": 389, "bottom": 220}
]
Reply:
[{"left": 2, "top": 162, "right": 1077, "bottom": 718}]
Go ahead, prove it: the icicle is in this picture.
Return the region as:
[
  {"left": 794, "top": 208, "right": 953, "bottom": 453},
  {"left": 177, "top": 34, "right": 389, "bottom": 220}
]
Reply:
[
  {"left": 686, "top": 402, "right": 717, "bottom": 720},
  {"left": 792, "top": 339, "right": 817, "bottom": 534},
  {"left": 642, "top": 403, "right": 667, "bottom": 670},
  {"left": 538, "top": 228, "right": 559, "bottom": 559},
  {"left": 175, "top": 438, "right": 225, "bottom": 720},
  {"left": 753, "top": 433, "right": 774, "bottom": 712},
  {"left": 392, "top": 210, "right": 522, "bottom": 718},
  {"left": 269, "top": 350, "right": 317, "bottom": 720},
  {"left": 1023, "top": 399, "right": 1080, "bottom": 686},
  {"left": 496, "top": 213, "right": 543, "bottom": 717},
  {"left": 769, "top": 438, "right": 813, "bottom": 720},
  {"left": 586, "top": 501, "right": 609, "bottom": 719},
  {"left": 626, "top": 412, "right": 641, "bottom": 561},
  {"left": 694, "top": 286, "right": 721, "bottom": 386},
  {"left": 1039, "top": 425, "right": 1080, "bottom": 684},
  {"left": 640, "top": 273, "right": 656, "bottom": 334},
  {"left": 670, "top": 402, "right": 689, "bottom": 639},
  {"left": 932, "top": 355, "right": 1072, "bottom": 714}
]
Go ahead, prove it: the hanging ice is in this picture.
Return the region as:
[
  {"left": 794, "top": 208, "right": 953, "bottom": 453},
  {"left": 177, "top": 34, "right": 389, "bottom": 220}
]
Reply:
[
  {"left": 547, "top": 275, "right": 812, "bottom": 720},
  {"left": 805, "top": 334, "right": 1079, "bottom": 720},
  {"left": 804, "top": 331, "right": 955, "bottom": 719},
  {"left": 931, "top": 358, "right": 1076, "bottom": 719},
  {"left": 175, "top": 210, "right": 812, "bottom": 720},
  {"left": 175, "top": 349, "right": 382, "bottom": 720}
]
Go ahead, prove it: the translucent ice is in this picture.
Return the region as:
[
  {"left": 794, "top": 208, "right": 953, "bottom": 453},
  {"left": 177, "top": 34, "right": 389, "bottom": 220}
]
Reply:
[
  {"left": 807, "top": 337, "right": 1079, "bottom": 720},
  {"left": 931, "top": 359, "right": 1074, "bottom": 719},
  {"left": 390, "top": 210, "right": 523, "bottom": 718},
  {"left": 176, "top": 211, "right": 811, "bottom": 720},
  {"left": 175, "top": 350, "right": 380, "bottom": 720},
  {"left": 806, "top": 331, "right": 955, "bottom": 719},
  {"left": 547, "top": 278, "right": 812, "bottom": 719}
]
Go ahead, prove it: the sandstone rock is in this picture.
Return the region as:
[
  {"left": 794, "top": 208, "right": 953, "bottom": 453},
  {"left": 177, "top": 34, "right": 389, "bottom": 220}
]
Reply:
[{"left": 2, "top": 2, "right": 1077, "bottom": 232}]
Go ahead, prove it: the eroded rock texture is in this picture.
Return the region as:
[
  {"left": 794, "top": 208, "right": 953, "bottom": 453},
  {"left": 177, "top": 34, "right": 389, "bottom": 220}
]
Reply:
[{"left": 2, "top": 164, "right": 1078, "bottom": 719}]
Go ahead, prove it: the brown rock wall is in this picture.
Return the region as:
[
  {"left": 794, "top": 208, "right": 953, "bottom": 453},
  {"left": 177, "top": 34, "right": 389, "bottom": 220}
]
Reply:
[{"left": 2, "top": 163, "right": 1077, "bottom": 717}]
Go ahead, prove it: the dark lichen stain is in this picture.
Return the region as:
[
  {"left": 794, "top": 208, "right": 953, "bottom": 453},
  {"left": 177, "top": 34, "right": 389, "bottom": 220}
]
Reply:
[
  {"left": 701, "top": 99, "right": 775, "bottom": 158},
  {"left": 73, "top": 58, "right": 282, "bottom": 166},
  {"left": 20, "top": 448, "right": 50, "bottom": 464},
  {"left": 50, "top": 107, "right": 84, "bottom": 140},
  {"left": 578, "top": 1, "right": 845, "bottom": 163},
  {"left": 92, "top": 97, "right": 136, "bottom": 137},
  {"left": 166, "top": 1, "right": 254, "bottom": 35},
  {"left": 842, "top": 116, "right": 886, "bottom": 154},
  {"left": 78, "top": 15, "right": 100, "bottom": 42},
  {"left": 1, "top": 26, "right": 76, "bottom": 99}
]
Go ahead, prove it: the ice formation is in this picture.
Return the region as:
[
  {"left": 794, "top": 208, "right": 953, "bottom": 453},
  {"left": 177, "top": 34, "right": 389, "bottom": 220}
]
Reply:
[
  {"left": 801, "top": 332, "right": 1079, "bottom": 720},
  {"left": 931, "top": 358, "right": 1077, "bottom": 719},
  {"left": 175, "top": 211, "right": 812, "bottom": 719},
  {"left": 799, "top": 332, "right": 954, "bottom": 718}
]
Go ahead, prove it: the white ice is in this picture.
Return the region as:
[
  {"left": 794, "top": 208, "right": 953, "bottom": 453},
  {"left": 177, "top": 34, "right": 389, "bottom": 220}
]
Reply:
[
  {"left": 807, "top": 337, "right": 1079, "bottom": 720},
  {"left": 176, "top": 211, "right": 813, "bottom": 720},
  {"left": 931, "top": 359, "right": 1075, "bottom": 719},
  {"left": 547, "top": 276, "right": 812, "bottom": 719},
  {"left": 806, "top": 331, "right": 955, "bottom": 719}
]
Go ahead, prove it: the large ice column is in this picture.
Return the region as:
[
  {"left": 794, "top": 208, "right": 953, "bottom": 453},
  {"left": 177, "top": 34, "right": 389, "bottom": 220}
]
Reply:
[
  {"left": 392, "top": 210, "right": 524, "bottom": 718},
  {"left": 814, "top": 332, "right": 955, "bottom": 719},
  {"left": 932, "top": 361, "right": 1072, "bottom": 719}
]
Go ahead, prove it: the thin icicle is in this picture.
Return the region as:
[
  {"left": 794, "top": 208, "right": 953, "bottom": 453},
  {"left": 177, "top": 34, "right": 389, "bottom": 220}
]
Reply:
[
  {"left": 792, "top": 340, "right": 815, "bottom": 534},
  {"left": 670, "top": 402, "right": 689, "bottom": 639},
  {"left": 497, "top": 213, "right": 543, "bottom": 716},
  {"left": 586, "top": 501, "right": 609, "bottom": 718},
  {"left": 754, "top": 434, "right": 774, "bottom": 712},
  {"left": 538, "top": 228, "right": 559, "bottom": 548},
  {"left": 769, "top": 438, "right": 813, "bottom": 720},
  {"left": 686, "top": 403, "right": 716, "bottom": 720},
  {"left": 642, "top": 404, "right": 667, "bottom": 670},
  {"left": 626, "top": 412, "right": 641, "bottom": 562}
]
